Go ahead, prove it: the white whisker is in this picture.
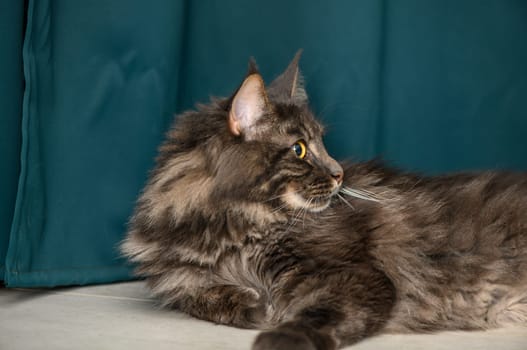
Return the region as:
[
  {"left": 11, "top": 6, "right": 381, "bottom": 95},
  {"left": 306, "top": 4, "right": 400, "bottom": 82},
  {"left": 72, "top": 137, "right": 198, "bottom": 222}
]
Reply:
[
  {"left": 302, "top": 198, "right": 312, "bottom": 232},
  {"left": 285, "top": 207, "right": 301, "bottom": 234},
  {"left": 340, "top": 186, "right": 383, "bottom": 203},
  {"left": 337, "top": 193, "right": 355, "bottom": 210},
  {"left": 271, "top": 202, "right": 289, "bottom": 214},
  {"left": 264, "top": 194, "right": 286, "bottom": 203},
  {"left": 353, "top": 188, "right": 378, "bottom": 196},
  {"left": 264, "top": 189, "right": 302, "bottom": 203}
]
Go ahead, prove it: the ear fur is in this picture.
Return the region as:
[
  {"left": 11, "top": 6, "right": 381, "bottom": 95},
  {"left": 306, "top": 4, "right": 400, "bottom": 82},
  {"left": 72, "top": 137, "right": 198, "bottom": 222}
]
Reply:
[
  {"left": 228, "top": 73, "right": 268, "bottom": 138},
  {"left": 267, "top": 50, "right": 307, "bottom": 105},
  {"left": 247, "top": 56, "right": 259, "bottom": 76}
]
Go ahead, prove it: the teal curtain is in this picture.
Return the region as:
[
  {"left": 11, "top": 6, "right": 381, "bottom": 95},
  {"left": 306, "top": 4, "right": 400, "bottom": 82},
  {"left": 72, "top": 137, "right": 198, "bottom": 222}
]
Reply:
[
  {"left": 2, "top": 0, "right": 527, "bottom": 287},
  {"left": 0, "top": 1, "right": 25, "bottom": 279}
]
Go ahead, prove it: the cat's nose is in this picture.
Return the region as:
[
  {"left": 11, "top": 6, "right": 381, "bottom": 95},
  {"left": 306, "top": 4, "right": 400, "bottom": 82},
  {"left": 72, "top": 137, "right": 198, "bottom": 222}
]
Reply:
[{"left": 331, "top": 170, "right": 343, "bottom": 185}]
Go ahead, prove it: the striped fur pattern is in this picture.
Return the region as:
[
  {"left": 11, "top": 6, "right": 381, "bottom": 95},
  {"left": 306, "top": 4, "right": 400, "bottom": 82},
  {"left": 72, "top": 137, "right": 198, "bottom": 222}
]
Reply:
[{"left": 122, "top": 53, "right": 527, "bottom": 350}]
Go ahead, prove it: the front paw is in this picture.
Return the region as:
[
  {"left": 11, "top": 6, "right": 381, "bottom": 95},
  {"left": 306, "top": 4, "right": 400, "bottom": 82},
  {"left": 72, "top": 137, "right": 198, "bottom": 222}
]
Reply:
[
  {"left": 252, "top": 329, "right": 316, "bottom": 350},
  {"left": 240, "top": 287, "right": 262, "bottom": 307},
  {"left": 252, "top": 323, "right": 337, "bottom": 350},
  {"left": 218, "top": 287, "right": 268, "bottom": 328},
  {"left": 238, "top": 288, "right": 270, "bottom": 327}
]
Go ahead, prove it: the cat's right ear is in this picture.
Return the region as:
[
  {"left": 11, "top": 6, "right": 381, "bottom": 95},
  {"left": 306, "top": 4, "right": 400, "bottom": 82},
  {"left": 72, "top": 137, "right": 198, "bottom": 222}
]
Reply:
[{"left": 228, "top": 74, "right": 268, "bottom": 139}]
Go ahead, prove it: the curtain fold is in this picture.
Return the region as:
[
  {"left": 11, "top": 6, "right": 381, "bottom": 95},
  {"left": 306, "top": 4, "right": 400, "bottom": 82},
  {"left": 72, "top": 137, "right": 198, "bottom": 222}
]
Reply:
[
  {"left": 4, "top": 0, "right": 187, "bottom": 286},
  {"left": 2, "top": 0, "right": 527, "bottom": 287},
  {"left": 0, "top": 0, "right": 26, "bottom": 278}
]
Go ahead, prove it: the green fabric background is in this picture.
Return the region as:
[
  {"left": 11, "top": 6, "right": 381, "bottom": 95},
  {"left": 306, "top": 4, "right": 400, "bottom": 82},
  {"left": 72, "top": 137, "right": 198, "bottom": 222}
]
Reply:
[
  {"left": 0, "top": 1, "right": 25, "bottom": 277},
  {"left": 2, "top": 0, "right": 527, "bottom": 287}
]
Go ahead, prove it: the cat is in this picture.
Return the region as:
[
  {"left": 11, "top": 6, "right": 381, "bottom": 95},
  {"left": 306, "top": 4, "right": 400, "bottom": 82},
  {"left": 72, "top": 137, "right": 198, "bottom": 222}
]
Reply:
[{"left": 121, "top": 51, "right": 527, "bottom": 350}]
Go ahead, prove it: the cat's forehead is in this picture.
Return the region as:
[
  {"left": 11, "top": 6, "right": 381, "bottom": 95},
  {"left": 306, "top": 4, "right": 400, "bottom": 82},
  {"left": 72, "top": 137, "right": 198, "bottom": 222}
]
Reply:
[{"left": 272, "top": 103, "right": 324, "bottom": 139}]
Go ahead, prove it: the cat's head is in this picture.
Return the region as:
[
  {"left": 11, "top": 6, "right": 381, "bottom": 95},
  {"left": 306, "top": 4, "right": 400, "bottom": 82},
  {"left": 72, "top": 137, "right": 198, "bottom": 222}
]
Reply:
[{"left": 221, "top": 51, "right": 343, "bottom": 213}]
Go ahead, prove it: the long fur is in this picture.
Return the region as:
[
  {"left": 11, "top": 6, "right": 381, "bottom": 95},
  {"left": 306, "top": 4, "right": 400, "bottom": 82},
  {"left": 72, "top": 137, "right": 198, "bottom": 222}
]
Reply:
[{"left": 122, "top": 56, "right": 527, "bottom": 350}]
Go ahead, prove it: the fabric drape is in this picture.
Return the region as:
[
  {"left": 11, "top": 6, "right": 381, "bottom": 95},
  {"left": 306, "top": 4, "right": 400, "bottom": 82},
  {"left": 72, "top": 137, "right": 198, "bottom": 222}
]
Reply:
[{"left": 1, "top": 0, "right": 526, "bottom": 287}]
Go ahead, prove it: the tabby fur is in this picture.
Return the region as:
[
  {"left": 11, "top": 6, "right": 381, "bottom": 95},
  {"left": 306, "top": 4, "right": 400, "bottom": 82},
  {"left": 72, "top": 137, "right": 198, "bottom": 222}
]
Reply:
[{"left": 122, "top": 52, "right": 527, "bottom": 350}]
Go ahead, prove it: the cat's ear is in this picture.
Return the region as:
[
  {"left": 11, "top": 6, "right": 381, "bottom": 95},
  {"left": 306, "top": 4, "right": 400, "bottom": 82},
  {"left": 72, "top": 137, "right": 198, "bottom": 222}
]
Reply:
[
  {"left": 247, "top": 56, "right": 259, "bottom": 76},
  {"left": 228, "top": 73, "right": 268, "bottom": 138},
  {"left": 267, "top": 50, "right": 308, "bottom": 105}
]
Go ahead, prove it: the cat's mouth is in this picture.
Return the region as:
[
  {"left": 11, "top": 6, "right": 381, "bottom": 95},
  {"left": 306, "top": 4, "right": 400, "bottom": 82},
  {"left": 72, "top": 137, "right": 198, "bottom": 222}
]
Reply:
[{"left": 282, "top": 183, "right": 339, "bottom": 213}]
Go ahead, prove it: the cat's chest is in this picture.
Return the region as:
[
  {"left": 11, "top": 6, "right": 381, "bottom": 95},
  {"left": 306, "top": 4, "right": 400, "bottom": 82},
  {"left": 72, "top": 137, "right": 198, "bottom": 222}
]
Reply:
[{"left": 231, "top": 226, "right": 360, "bottom": 273}]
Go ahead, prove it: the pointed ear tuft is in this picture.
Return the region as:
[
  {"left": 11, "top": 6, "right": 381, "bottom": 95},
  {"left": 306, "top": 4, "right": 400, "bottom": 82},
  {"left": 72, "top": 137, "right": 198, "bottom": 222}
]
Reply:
[
  {"left": 247, "top": 57, "right": 260, "bottom": 76},
  {"left": 267, "top": 49, "right": 308, "bottom": 105},
  {"left": 228, "top": 74, "right": 268, "bottom": 139}
]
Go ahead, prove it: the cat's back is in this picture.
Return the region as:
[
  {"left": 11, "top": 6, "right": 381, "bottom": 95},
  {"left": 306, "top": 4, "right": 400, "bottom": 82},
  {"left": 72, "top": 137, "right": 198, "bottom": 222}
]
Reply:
[
  {"left": 348, "top": 166, "right": 527, "bottom": 331},
  {"left": 342, "top": 164, "right": 527, "bottom": 254}
]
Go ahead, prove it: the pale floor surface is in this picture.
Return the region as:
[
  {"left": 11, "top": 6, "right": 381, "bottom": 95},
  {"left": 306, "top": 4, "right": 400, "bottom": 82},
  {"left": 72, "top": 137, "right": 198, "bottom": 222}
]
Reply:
[{"left": 1, "top": 281, "right": 526, "bottom": 350}]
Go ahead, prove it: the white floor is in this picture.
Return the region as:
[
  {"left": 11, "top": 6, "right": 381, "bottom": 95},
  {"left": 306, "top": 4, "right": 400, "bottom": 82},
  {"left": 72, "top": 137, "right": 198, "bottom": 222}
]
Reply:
[{"left": 1, "top": 281, "right": 526, "bottom": 350}]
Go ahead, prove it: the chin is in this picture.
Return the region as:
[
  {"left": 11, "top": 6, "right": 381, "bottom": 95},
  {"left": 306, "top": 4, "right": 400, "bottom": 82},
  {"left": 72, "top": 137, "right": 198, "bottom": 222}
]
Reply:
[{"left": 283, "top": 188, "right": 332, "bottom": 213}]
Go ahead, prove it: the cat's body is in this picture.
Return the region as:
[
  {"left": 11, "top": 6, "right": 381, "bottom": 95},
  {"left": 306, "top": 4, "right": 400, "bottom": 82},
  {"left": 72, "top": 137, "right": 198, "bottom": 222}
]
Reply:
[{"left": 122, "top": 53, "right": 527, "bottom": 350}]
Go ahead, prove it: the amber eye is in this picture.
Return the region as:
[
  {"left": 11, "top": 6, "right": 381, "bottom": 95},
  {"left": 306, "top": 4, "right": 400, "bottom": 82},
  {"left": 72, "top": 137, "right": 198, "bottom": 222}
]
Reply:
[{"left": 292, "top": 140, "right": 307, "bottom": 159}]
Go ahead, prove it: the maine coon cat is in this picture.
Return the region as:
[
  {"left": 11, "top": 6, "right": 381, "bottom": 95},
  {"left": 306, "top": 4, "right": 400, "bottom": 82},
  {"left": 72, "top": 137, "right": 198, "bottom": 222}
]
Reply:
[{"left": 122, "top": 52, "right": 527, "bottom": 350}]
